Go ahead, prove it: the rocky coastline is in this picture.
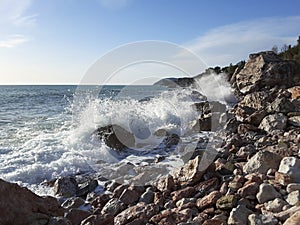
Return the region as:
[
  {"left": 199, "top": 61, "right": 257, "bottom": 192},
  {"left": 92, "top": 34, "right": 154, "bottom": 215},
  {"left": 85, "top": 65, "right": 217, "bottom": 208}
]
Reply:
[{"left": 1, "top": 51, "right": 300, "bottom": 225}]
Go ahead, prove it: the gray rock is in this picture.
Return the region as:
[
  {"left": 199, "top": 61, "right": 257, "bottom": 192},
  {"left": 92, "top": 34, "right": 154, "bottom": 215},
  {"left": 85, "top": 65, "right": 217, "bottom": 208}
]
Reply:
[
  {"left": 243, "top": 150, "right": 282, "bottom": 174},
  {"left": 275, "top": 205, "right": 300, "bottom": 222},
  {"left": 119, "top": 187, "right": 140, "bottom": 205},
  {"left": 257, "top": 183, "right": 281, "bottom": 204},
  {"left": 176, "top": 198, "right": 196, "bottom": 208},
  {"left": 259, "top": 113, "right": 287, "bottom": 133},
  {"left": 54, "top": 177, "right": 78, "bottom": 198},
  {"left": 286, "top": 190, "right": 300, "bottom": 206},
  {"left": 101, "top": 198, "right": 126, "bottom": 216},
  {"left": 139, "top": 188, "right": 154, "bottom": 204},
  {"left": 61, "top": 197, "right": 85, "bottom": 209},
  {"left": 228, "top": 204, "right": 253, "bottom": 225},
  {"left": 76, "top": 180, "right": 98, "bottom": 197},
  {"left": 248, "top": 214, "right": 278, "bottom": 225},
  {"left": 278, "top": 157, "right": 300, "bottom": 183},
  {"left": 48, "top": 217, "right": 72, "bottom": 225},
  {"left": 264, "top": 198, "right": 287, "bottom": 213},
  {"left": 288, "top": 116, "right": 300, "bottom": 127},
  {"left": 287, "top": 183, "right": 300, "bottom": 193}
]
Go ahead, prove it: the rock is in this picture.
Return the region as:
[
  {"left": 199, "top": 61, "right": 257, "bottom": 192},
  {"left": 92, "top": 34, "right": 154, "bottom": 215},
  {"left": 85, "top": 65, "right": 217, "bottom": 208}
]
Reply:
[
  {"left": 236, "top": 144, "right": 256, "bottom": 159},
  {"left": 256, "top": 183, "right": 281, "bottom": 204},
  {"left": 214, "top": 158, "right": 235, "bottom": 175},
  {"left": 65, "top": 209, "right": 91, "bottom": 225},
  {"left": 155, "top": 174, "right": 175, "bottom": 192},
  {"left": 267, "top": 97, "right": 295, "bottom": 113},
  {"left": 275, "top": 205, "right": 300, "bottom": 222},
  {"left": 275, "top": 171, "right": 293, "bottom": 186},
  {"left": 0, "top": 179, "right": 64, "bottom": 225},
  {"left": 94, "top": 124, "right": 135, "bottom": 151},
  {"left": 139, "top": 188, "right": 155, "bottom": 204},
  {"left": 235, "top": 51, "right": 298, "bottom": 94},
  {"left": 171, "top": 186, "right": 196, "bottom": 202},
  {"left": 288, "top": 86, "right": 300, "bottom": 100},
  {"left": 194, "top": 177, "right": 219, "bottom": 197},
  {"left": 175, "top": 155, "right": 214, "bottom": 186},
  {"left": 161, "top": 133, "right": 180, "bottom": 149},
  {"left": 101, "top": 198, "right": 126, "bottom": 216},
  {"left": 288, "top": 116, "right": 300, "bottom": 127},
  {"left": 114, "top": 203, "right": 159, "bottom": 225},
  {"left": 259, "top": 113, "right": 287, "bottom": 133},
  {"left": 61, "top": 197, "right": 85, "bottom": 209},
  {"left": 264, "top": 198, "right": 287, "bottom": 213},
  {"left": 283, "top": 211, "right": 300, "bottom": 225},
  {"left": 196, "top": 191, "right": 221, "bottom": 210},
  {"left": 286, "top": 190, "right": 300, "bottom": 206},
  {"left": 119, "top": 186, "right": 140, "bottom": 205},
  {"left": 113, "top": 184, "right": 129, "bottom": 198},
  {"left": 90, "top": 193, "right": 110, "bottom": 209},
  {"left": 287, "top": 183, "right": 300, "bottom": 193},
  {"left": 238, "top": 182, "right": 259, "bottom": 198},
  {"left": 216, "top": 195, "right": 237, "bottom": 210},
  {"left": 243, "top": 150, "right": 282, "bottom": 174},
  {"left": 278, "top": 157, "right": 300, "bottom": 183},
  {"left": 48, "top": 217, "right": 72, "bottom": 225},
  {"left": 193, "top": 101, "right": 226, "bottom": 114},
  {"left": 228, "top": 204, "right": 253, "bottom": 225},
  {"left": 80, "top": 214, "right": 114, "bottom": 225},
  {"left": 54, "top": 177, "right": 78, "bottom": 198},
  {"left": 76, "top": 180, "right": 98, "bottom": 197},
  {"left": 248, "top": 214, "right": 278, "bottom": 225}
]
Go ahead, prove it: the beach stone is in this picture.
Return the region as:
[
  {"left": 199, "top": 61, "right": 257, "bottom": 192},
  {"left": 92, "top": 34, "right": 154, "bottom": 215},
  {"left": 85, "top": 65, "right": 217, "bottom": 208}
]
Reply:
[
  {"left": 48, "top": 217, "right": 72, "bottom": 225},
  {"left": 101, "top": 198, "right": 126, "bottom": 216},
  {"left": 259, "top": 113, "right": 287, "bottom": 133},
  {"left": 139, "top": 188, "right": 154, "bottom": 204},
  {"left": 114, "top": 202, "right": 159, "bottom": 225},
  {"left": 65, "top": 209, "right": 91, "bottom": 225},
  {"left": 275, "top": 205, "right": 300, "bottom": 222},
  {"left": 196, "top": 191, "right": 221, "bottom": 210},
  {"left": 243, "top": 150, "right": 282, "bottom": 174},
  {"left": 248, "top": 214, "right": 278, "bottom": 225},
  {"left": 94, "top": 124, "right": 135, "bottom": 151},
  {"left": 80, "top": 214, "right": 114, "bottom": 225},
  {"left": 288, "top": 116, "right": 300, "bottom": 127},
  {"left": 283, "top": 211, "right": 300, "bottom": 225},
  {"left": 267, "top": 96, "right": 295, "bottom": 113},
  {"left": 0, "top": 179, "right": 64, "bottom": 225},
  {"left": 156, "top": 174, "right": 175, "bottom": 192},
  {"left": 286, "top": 190, "right": 300, "bottom": 206},
  {"left": 275, "top": 171, "right": 293, "bottom": 185},
  {"left": 76, "top": 179, "right": 98, "bottom": 197},
  {"left": 171, "top": 186, "right": 196, "bottom": 202},
  {"left": 216, "top": 195, "right": 237, "bottom": 210},
  {"left": 194, "top": 177, "right": 219, "bottom": 197},
  {"left": 256, "top": 183, "right": 281, "bottom": 204},
  {"left": 54, "top": 177, "right": 78, "bottom": 197},
  {"left": 119, "top": 187, "right": 140, "bottom": 205},
  {"left": 61, "top": 197, "right": 85, "bottom": 209},
  {"left": 287, "top": 183, "right": 300, "bottom": 193},
  {"left": 264, "top": 198, "right": 287, "bottom": 213},
  {"left": 176, "top": 198, "right": 196, "bottom": 208},
  {"left": 228, "top": 204, "right": 253, "bottom": 225},
  {"left": 278, "top": 157, "right": 300, "bottom": 183},
  {"left": 238, "top": 182, "right": 259, "bottom": 199}
]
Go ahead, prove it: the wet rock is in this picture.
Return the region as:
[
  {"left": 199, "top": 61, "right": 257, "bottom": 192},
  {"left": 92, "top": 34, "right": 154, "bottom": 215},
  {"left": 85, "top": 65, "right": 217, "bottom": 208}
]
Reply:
[
  {"left": 275, "top": 171, "right": 293, "bottom": 186},
  {"left": 76, "top": 179, "right": 98, "bottom": 197},
  {"left": 288, "top": 116, "right": 300, "bottom": 127},
  {"left": 193, "top": 101, "right": 226, "bottom": 115},
  {"left": 283, "top": 211, "right": 300, "bottom": 225},
  {"left": 114, "top": 202, "right": 159, "bottom": 225},
  {"left": 275, "top": 205, "right": 300, "bottom": 222},
  {"left": 162, "top": 133, "right": 180, "bottom": 149},
  {"left": 267, "top": 96, "right": 295, "bottom": 113},
  {"left": 256, "top": 183, "right": 281, "bottom": 204},
  {"left": 248, "top": 214, "right": 278, "bottom": 225},
  {"left": 264, "top": 198, "right": 287, "bottom": 213},
  {"left": 0, "top": 179, "right": 64, "bottom": 225},
  {"left": 90, "top": 193, "right": 110, "bottom": 209},
  {"left": 287, "top": 183, "right": 300, "bottom": 193},
  {"left": 48, "top": 217, "right": 72, "bottom": 225},
  {"left": 65, "top": 209, "right": 91, "bottom": 225},
  {"left": 194, "top": 177, "right": 219, "bottom": 197},
  {"left": 61, "top": 197, "right": 85, "bottom": 209},
  {"left": 278, "top": 157, "right": 300, "bottom": 183},
  {"left": 54, "top": 177, "right": 78, "bottom": 198},
  {"left": 196, "top": 191, "right": 221, "bottom": 210},
  {"left": 94, "top": 124, "right": 135, "bottom": 151},
  {"left": 243, "top": 150, "right": 282, "bottom": 174},
  {"left": 228, "top": 204, "right": 253, "bottom": 225},
  {"left": 259, "top": 113, "right": 287, "bottom": 133},
  {"left": 286, "top": 190, "right": 300, "bottom": 206},
  {"left": 216, "top": 195, "right": 237, "bottom": 210},
  {"left": 101, "top": 198, "right": 126, "bottom": 216}
]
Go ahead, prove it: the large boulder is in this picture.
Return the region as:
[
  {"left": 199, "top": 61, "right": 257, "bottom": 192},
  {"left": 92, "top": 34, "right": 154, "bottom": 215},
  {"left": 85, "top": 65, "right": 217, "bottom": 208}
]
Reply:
[
  {"left": 259, "top": 113, "right": 287, "bottom": 133},
  {"left": 236, "top": 51, "right": 300, "bottom": 94},
  {"left": 94, "top": 124, "right": 135, "bottom": 151},
  {"left": 0, "top": 179, "right": 64, "bottom": 225}
]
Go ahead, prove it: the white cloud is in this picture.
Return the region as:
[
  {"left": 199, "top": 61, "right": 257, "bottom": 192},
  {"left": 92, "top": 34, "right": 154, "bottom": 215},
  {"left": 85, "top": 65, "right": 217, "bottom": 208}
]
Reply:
[
  {"left": 97, "top": 0, "right": 131, "bottom": 9},
  {"left": 183, "top": 16, "right": 300, "bottom": 67},
  {"left": 0, "top": 35, "right": 28, "bottom": 48}
]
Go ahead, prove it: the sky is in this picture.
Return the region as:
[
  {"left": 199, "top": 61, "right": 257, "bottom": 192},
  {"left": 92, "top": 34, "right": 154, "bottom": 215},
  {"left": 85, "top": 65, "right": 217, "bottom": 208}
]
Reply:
[{"left": 0, "top": 0, "right": 300, "bottom": 85}]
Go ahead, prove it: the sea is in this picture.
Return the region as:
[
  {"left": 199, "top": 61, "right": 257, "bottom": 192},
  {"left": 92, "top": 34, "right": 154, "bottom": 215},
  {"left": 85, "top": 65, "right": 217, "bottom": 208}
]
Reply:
[{"left": 0, "top": 79, "right": 235, "bottom": 195}]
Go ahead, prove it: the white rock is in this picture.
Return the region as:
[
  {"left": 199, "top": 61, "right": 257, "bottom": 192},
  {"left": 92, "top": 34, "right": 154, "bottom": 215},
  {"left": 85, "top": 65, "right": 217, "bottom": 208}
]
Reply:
[
  {"left": 259, "top": 113, "right": 287, "bottom": 133},
  {"left": 257, "top": 183, "right": 281, "bottom": 204},
  {"left": 278, "top": 157, "right": 300, "bottom": 183},
  {"left": 286, "top": 190, "right": 300, "bottom": 206},
  {"left": 228, "top": 205, "right": 252, "bottom": 225},
  {"left": 287, "top": 183, "right": 300, "bottom": 193}
]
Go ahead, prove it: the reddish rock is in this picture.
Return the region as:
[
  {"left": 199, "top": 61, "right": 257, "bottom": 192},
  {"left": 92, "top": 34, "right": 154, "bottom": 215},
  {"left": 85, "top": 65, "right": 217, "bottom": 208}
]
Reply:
[
  {"left": 156, "top": 174, "right": 175, "bottom": 192},
  {"left": 80, "top": 214, "right": 114, "bottom": 225},
  {"left": 65, "top": 209, "right": 91, "bottom": 225},
  {"left": 283, "top": 211, "right": 300, "bottom": 225},
  {"left": 196, "top": 191, "right": 222, "bottom": 210},
  {"left": 171, "top": 186, "right": 196, "bottom": 202},
  {"left": 288, "top": 86, "right": 300, "bottom": 100},
  {"left": 195, "top": 177, "right": 219, "bottom": 196},
  {"left": 0, "top": 179, "right": 64, "bottom": 225},
  {"left": 119, "top": 187, "right": 140, "bottom": 205},
  {"left": 275, "top": 171, "right": 293, "bottom": 186},
  {"left": 238, "top": 182, "right": 259, "bottom": 198}
]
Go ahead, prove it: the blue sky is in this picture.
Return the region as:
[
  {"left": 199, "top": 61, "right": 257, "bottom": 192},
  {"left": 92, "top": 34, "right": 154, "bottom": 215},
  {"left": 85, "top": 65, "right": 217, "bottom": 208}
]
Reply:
[{"left": 0, "top": 0, "right": 300, "bottom": 84}]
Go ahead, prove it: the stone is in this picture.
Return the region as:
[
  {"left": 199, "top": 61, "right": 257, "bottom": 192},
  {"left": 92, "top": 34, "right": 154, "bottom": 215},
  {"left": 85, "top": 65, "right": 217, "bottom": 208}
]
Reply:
[
  {"left": 288, "top": 86, "right": 300, "bottom": 100},
  {"left": 94, "top": 124, "right": 135, "bottom": 151},
  {"left": 80, "top": 214, "right": 114, "bottom": 225},
  {"left": 216, "top": 195, "right": 237, "bottom": 210},
  {"left": 264, "top": 198, "right": 287, "bottom": 213},
  {"left": 237, "top": 123, "right": 260, "bottom": 134},
  {"left": 90, "top": 194, "right": 110, "bottom": 209},
  {"left": 278, "top": 157, "right": 300, "bottom": 183},
  {"left": 176, "top": 198, "right": 196, "bottom": 208},
  {"left": 76, "top": 179, "right": 98, "bottom": 197},
  {"left": 54, "top": 177, "right": 78, "bottom": 197},
  {"left": 248, "top": 214, "right": 278, "bottom": 225},
  {"left": 283, "top": 211, "right": 300, "bottom": 225},
  {"left": 243, "top": 150, "right": 282, "bottom": 174},
  {"left": 171, "top": 186, "right": 196, "bottom": 202},
  {"left": 61, "top": 197, "right": 85, "bottom": 209},
  {"left": 48, "top": 217, "right": 72, "bottom": 225},
  {"left": 288, "top": 116, "right": 300, "bottom": 127},
  {"left": 119, "top": 187, "right": 140, "bottom": 205},
  {"left": 228, "top": 204, "right": 253, "bottom": 225},
  {"left": 101, "top": 198, "right": 126, "bottom": 216},
  {"left": 245, "top": 109, "right": 268, "bottom": 126},
  {"left": 287, "top": 183, "right": 300, "bottom": 193},
  {"left": 196, "top": 191, "right": 221, "bottom": 210},
  {"left": 275, "top": 171, "right": 293, "bottom": 185},
  {"left": 0, "top": 179, "right": 64, "bottom": 225},
  {"left": 161, "top": 133, "right": 180, "bottom": 149},
  {"left": 156, "top": 174, "right": 175, "bottom": 192},
  {"left": 139, "top": 188, "right": 154, "bottom": 204},
  {"left": 259, "top": 113, "right": 287, "bottom": 133},
  {"left": 114, "top": 203, "right": 159, "bottom": 225},
  {"left": 238, "top": 182, "right": 259, "bottom": 198},
  {"left": 286, "top": 190, "right": 300, "bottom": 206},
  {"left": 267, "top": 97, "right": 295, "bottom": 113},
  {"left": 236, "top": 144, "right": 256, "bottom": 159},
  {"left": 256, "top": 183, "right": 281, "bottom": 204},
  {"left": 194, "top": 177, "right": 219, "bottom": 197},
  {"left": 65, "top": 209, "right": 91, "bottom": 225},
  {"left": 275, "top": 205, "right": 300, "bottom": 222}
]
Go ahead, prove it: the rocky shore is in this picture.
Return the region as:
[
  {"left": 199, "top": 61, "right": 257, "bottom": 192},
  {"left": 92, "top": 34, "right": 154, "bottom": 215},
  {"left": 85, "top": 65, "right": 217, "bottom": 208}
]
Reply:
[{"left": 1, "top": 51, "right": 300, "bottom": 225}]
